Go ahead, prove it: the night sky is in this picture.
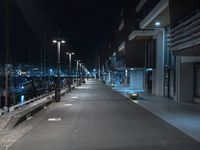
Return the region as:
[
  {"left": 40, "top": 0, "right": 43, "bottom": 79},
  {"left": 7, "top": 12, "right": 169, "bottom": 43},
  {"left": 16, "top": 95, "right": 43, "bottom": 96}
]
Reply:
[{"left": 0, "top": 0, "right": 122, "bottom": 69}]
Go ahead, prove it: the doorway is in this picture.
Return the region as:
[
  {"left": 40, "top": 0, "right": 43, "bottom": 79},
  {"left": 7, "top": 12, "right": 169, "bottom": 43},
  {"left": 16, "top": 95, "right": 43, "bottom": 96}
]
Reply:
[{"left": 164, "top": 68, "right": 176, "bottom": 98}]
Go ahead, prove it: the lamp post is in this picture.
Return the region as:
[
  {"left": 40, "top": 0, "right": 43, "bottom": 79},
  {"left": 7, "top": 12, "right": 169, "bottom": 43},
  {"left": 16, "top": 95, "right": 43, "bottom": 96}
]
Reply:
[
  {"left": 66, "top": 52, "right": 75, "bottom": 91},
  {"left": 75, "top": 60, "right": 80, "bottom": 87},
  {"left": 81, "top": 64, "right": 85, "bottom": 84},
  {"left": 82, "top": 66, "right": 86, "bottom": 83},
  {"left": 53, "top": 39, "right": 65, "bottom": 102},
  {"left": 79, "top": 63, "right": 83, "bottom": 85}
]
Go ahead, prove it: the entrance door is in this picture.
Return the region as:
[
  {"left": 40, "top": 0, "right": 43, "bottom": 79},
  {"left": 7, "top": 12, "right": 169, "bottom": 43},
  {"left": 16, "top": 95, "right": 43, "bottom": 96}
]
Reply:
[
  {"left": 145, "top": 71, "right": 152, "bottom": 93},
  {"left": 164, "top": 68, "right": 175, "bottom": 98}
]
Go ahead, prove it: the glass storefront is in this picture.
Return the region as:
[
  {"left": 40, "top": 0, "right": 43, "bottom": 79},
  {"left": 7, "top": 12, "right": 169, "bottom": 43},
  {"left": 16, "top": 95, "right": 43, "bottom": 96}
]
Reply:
[
  {"left": 164, "top": 68, "right": 175, "bottom": 98},
  {"left": 145, "top": 70, "right": 152, "bottom": 93}
]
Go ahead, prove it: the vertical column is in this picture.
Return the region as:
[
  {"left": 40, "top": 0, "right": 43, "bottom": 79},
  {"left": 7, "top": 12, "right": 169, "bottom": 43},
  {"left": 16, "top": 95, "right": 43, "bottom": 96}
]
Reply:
[
  {"left": 176, "top": 56, "right": 181, "bottom": 102},
  {"left": 153, "top": 29, "right": 165, "bottom": 96},
  {"left": 55, "top": 42, "right": 61, "bottom": 102},
  {"left": 3, "top": 0, "right": 12, "bottom": 111}
]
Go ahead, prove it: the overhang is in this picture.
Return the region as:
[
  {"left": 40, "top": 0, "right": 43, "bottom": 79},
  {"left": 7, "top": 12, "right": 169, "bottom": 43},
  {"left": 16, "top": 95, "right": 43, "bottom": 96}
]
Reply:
[
  {"left": 140, "top": 0, "right": 170, "bottom": 29},
  {"left": 136, "top": 0, "right": 147, "bottom": 13},
  {"left": 118, "top": 42, "right": 125, "bottom": 51},
  {"left": 128, "top": 30, "right": 156, "bottom": 41}
]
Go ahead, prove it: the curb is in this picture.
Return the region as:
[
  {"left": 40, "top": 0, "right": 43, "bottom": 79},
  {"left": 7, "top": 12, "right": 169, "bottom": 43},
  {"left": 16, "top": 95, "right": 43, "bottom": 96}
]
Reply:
[
  {"left": 3, "top": 95, "right": 54, "bottom": 130},
  {"left": 0, "top": 88, "right": 69, "bottom": 130}
]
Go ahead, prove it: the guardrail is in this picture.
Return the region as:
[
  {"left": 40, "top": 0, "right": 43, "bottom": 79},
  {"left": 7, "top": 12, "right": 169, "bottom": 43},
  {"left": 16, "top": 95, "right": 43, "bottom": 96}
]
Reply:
[
  {"left": 0, "top": 86, "right": 72, "bottom": 129},
  {"left": 0, "top": 86, "right": 71, "bottom": 116},
  {"left": 10, "top": 91, "right": 55, "bottom": 112}
]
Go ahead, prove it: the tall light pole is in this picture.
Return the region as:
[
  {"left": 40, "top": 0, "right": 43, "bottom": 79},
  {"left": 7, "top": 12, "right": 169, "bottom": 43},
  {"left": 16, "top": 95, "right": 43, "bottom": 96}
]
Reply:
[
  {"left": 82, "top": 66, "right": 86, "bottom": 83},
  {"left": 79, "top": 63, "right": 83, "bottom": 85},
  {"left": 81, "top": 64, "right": 85, "bottom": 84},
  {"left": 75, "top": 60, "right": 80, "bottom": 87},
  {"left": 3, "top": 0, "right": 12, "bottom": 112},
  {"left": 53, "top": 39, "right": 65, "bottom": 102},
  {"left": 66, "top": 52, "right": 75, "bottom": 91}
]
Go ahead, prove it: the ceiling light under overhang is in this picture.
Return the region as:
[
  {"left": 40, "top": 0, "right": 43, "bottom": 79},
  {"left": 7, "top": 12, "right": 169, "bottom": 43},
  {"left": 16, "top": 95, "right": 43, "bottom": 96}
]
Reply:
[{"left": 155, "top": 21, "right": 161, "bottom": 26}]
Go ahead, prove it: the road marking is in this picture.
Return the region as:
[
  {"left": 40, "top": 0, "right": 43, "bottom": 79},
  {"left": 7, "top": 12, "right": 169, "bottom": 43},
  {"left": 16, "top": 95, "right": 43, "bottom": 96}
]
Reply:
[
  {"left": 26, "top": 116, "right": 33, "bottom": 120},
  {"left": 132, "top": 100, "right": 139, "bottom": 104},
  {"left": 71, "top": 96, "right": 78, "bottom": 99},
  {"left": 48, "top": 118, "right": 61, "bottom": 122},
  {"left": 64, "top": 104, "right": 72, "bottom": 107}
]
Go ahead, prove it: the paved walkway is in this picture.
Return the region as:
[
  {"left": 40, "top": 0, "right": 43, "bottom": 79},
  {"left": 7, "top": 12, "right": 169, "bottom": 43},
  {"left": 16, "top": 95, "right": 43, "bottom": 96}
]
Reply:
[
  {"left": 112, "top": 86, "right": 200, "bottom": 142},
  {"left": 132, "top": 93, "right": 200, "bottom": 142},
  {"left": 7, "top": 80, "right": 200, "bottom": 150}
]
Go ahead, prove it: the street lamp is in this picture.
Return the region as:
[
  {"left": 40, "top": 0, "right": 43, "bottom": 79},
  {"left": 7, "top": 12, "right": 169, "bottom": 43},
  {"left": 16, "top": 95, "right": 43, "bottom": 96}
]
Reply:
[
  {"left": 82, "top": 66, "right": 88, "bottom": 82},
  {"left": 53, "top": 39, "right": 65, "bottom": 102},
  {"left": 66, "top": 52, "right": 75, "bottom": 91},
  {"left": 75, "top": 60, "right": 80, "bottom": 87},
  {"left": 79, "top": 63, "right": 83, "bottom": 85},
  {"left": 80, "top": 64, "right": 85, "bottom": 84}
]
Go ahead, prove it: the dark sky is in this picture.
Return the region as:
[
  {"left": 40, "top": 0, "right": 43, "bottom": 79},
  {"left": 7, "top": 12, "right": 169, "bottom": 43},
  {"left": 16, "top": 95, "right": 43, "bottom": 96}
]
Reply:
[{"left": 1, "top": 0, "right": 122, "bottom": 69}]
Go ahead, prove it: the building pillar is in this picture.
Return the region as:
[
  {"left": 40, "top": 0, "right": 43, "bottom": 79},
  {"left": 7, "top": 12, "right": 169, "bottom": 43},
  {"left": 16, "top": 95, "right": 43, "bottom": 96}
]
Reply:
[
  {"left": 176, "top": 56, "right": 181, "bottom": 102},
  {"left": 152, "top": 29, "right": 165, "bottom": 96}
]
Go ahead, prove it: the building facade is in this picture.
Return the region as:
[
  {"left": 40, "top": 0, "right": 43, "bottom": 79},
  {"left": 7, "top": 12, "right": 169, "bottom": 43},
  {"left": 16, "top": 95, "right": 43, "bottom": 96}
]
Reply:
[
  {"left": 169, "top": 0, "right": 200, "bottom": 103},
  {"left": 101, "top": 0, "right": 200, "bottom": 103}
]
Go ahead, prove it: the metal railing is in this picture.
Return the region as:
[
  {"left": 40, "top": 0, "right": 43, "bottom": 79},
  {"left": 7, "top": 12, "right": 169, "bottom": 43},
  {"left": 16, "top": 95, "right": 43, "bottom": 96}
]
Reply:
[{"left": 0, "top": 86, "right": 70, "bottom": 115}]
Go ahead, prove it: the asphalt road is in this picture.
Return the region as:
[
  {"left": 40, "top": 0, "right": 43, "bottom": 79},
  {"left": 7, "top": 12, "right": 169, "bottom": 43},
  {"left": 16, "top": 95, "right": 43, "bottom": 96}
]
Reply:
[{"left": 9, "top": 79, "right": 200, "bottom": 150}]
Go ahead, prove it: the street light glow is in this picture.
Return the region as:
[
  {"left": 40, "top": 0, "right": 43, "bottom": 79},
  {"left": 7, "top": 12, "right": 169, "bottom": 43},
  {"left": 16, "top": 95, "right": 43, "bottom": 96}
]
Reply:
[
  {"left": 53, "top": 40, "right": 57, "bottom": 43},
  {"left": 61, "top": 40, "right": 66, "bottom": 43},
  {"left": 53, "top": 40, "right": 66, "bottom": 43},
  {"left": 66, "top": 52, "right": 75, "bottom": 55}
]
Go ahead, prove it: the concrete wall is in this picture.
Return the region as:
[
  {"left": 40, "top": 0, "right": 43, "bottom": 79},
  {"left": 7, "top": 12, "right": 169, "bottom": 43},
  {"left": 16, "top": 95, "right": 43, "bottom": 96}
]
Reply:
[
  {"left": 176, "top": 56, "right": 194, "bottom": 103},
  {"left": 152, "top": 30, "right": 165, "bottom": 96},
  {"left": 181, "top": 56, "right": 200, "bottom": 63},
  {"left": 130, "top": 69, "right": 144, "bottom": 90}
]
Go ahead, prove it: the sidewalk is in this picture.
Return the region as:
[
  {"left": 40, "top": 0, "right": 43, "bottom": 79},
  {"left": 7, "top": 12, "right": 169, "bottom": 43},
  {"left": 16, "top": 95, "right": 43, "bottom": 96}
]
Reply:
[
  {"left": 8, "top": 79, "right": 200, "bottom": 150},
  {"left": 113, "top": 86, "right": 200, "bottom": 142}
]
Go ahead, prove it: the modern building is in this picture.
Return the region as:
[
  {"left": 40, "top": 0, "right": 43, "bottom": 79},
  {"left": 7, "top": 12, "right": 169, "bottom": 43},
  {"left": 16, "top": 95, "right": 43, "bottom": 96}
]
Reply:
[
  {"left": 101, "top": 1, "right": 147, "bottom": 91},
  {"left": 169, "top": 0, "right": 200, "bottom": 103},
  {"left": 132, "top": 0, "right": 175, "bottom": 98},
  {"left": 101, "top": 0, "right": 200, "bottom": 103}
]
